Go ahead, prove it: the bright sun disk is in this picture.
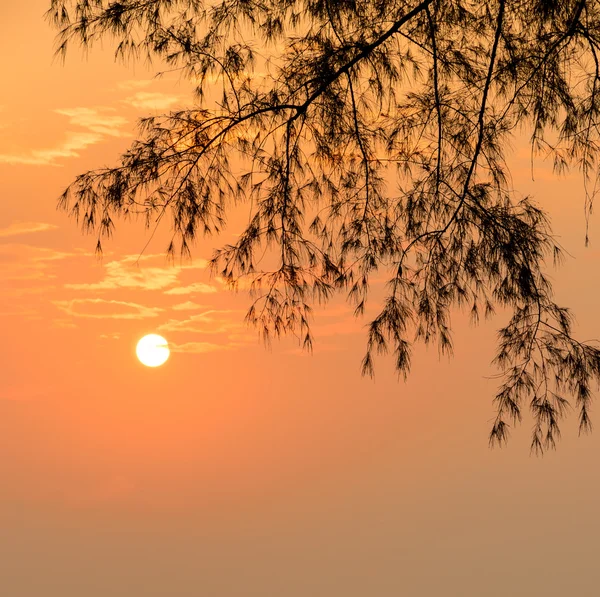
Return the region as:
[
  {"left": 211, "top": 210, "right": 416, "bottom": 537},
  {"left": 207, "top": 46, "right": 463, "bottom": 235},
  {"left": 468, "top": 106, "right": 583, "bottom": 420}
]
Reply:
[{"left": 136, "top": 334, "right": 170, "bottom": 367}]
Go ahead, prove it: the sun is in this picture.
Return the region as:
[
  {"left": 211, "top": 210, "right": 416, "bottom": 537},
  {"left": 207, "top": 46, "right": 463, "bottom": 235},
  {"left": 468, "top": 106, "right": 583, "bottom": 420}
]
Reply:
[{"left": 136, "top": 334, "right": 170, "bottom": 367}]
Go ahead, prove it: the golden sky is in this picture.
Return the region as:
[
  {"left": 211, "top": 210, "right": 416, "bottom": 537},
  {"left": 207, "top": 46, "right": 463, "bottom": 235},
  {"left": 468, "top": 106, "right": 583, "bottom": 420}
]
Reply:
[{"left": 2, "top": 2, "right": 600, "bottom": 596}]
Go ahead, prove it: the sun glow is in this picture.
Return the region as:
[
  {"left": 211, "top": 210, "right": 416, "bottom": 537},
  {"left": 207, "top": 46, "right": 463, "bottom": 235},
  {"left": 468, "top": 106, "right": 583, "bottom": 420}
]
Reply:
[{"left": 136, "top": 334, "right": 170, "bottom": 367}]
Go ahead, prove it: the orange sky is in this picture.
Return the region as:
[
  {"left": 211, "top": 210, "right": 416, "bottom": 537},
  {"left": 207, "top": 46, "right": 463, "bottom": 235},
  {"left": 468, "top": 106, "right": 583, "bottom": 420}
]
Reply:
[{"left": 2, "top": 2, "right": 600, "bottom": 596}]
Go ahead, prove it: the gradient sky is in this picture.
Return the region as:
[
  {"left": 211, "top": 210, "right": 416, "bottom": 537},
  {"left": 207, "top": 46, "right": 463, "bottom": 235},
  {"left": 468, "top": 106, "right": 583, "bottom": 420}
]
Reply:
[{"left": 2, "top": 2, "right": 600, "bottom": 596}]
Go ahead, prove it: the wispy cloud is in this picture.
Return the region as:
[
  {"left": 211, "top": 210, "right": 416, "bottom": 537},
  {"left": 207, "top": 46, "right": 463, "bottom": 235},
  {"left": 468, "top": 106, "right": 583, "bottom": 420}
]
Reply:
[
  {"left": 164, "top": 282, "right": 218, "bottom": 295},
  {"left": 158, "top": 309, "right": 244, "bottom": 335},
  {"left": 122, "top": 92, "right": 182, "bottom": 111},
  {"left": 3, "top": 246, "right": 76, "bottom": 266},
  {"left": 0, "top": 222, "right": 58, "bottom": 238},
  {"left": 52, "top": 319, "right": 78, "bottom": 329},
  {"left": 54, "top": 298, "right": 163, "bottom": 320},
  {"left": 0, "top": 244, "right": 77, "bottom": 281},
  {"left": 170, "top": 341, "right": 231, "bottom": 354},
  {"left": 0, "top": 107, "right": 129, "bottom": 166},
  {"left": 171, "top": 301, "right": 207, "bottom": 311},
  {"left": 54, "top": 107, "right": 129, "bottom": 137},
  {"left": 66, "top": 259, "right": 179, "bottom": 292},
  {"left": 66, "top": 254, "right": 211, "bottom": 292},
  {"left": 0, "top": 131, "right": 103, "bottom": 166}
]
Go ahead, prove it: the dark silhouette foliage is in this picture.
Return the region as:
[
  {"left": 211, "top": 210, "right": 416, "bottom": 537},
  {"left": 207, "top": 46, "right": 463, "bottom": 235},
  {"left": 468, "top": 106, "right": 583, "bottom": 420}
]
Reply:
[{"left": 48, "top": 0, "right": 600, "bottom": 452}]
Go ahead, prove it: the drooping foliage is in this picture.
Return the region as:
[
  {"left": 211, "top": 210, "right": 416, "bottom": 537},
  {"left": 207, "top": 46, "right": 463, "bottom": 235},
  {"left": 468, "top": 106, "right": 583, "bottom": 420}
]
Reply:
[{"left": 47, "top": 0, "right": 600, "bottom": 452}]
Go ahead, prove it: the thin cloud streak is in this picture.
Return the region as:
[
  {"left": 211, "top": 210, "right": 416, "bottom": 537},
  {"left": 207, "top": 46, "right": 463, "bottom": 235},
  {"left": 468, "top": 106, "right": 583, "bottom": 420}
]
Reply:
[
  {"left": 0, "top": 107, "right": 129, "bottom": 166},
  {"left": 170, "top": 341, "right": 232, "bottom": 354},
  {"left": 158, "top": 310, "right": 243, "bottom": 334},
  {"left": 0, "top": 131, "right": 103, "bottom": 166},
  {"left": 164, "top": 282, "right": 218, "bottom": 295},
  {"left": 122, "top": 92, "right": 182, "bottom": 110},
  {"left": 66, "top": 254, "right": 211, "bottom": 292},
  {"left": 171, "top": 301, "right": 207, "bottom": 311},
  {"left": 0, "top": 244, "right": 79, "bottom": 281},
  {"left": 0, "top": 222, "right": 58, "bottom": 238},
  {"left": 54, "top": 107, "right": 129, "bottom": 137},
  {"left": 54, "top": 298, "right": 164, "bottom": 320}
]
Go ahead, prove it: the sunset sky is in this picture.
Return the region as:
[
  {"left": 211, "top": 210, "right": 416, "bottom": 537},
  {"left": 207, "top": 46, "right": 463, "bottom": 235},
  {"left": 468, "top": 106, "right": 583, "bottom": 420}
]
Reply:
[{"left": 2, "top": 2, "right": 600, "bottom": 596}]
